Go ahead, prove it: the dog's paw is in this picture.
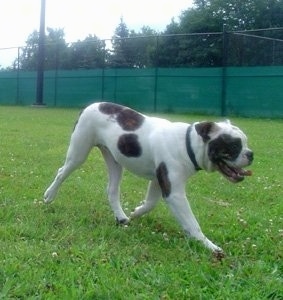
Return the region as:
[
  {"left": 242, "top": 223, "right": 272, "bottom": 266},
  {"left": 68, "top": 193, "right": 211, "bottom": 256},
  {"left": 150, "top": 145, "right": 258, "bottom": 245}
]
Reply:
[
  {"left": 116, "top": 217, "right": 130, "bottom": 226},
  {"left": 130, "top": 210, "right": 138, "bottom": 219},
  {"left": 213, "top": 249, "right": 225, "bottom": 261},
  {"left": 202, "top": 237, "right": 225, "bottom": 258},
  {"left": 43, "top": 190, "right": 54, "bottom": 204},
  {"left": 213, "top": 245, "right": 224, "bottom": 253},
  {"left": 130, "top": 204, "right": 145, "bottom": 218}
]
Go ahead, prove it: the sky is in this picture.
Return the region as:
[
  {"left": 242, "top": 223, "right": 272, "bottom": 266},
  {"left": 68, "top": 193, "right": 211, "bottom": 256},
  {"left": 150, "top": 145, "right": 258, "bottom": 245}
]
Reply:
[{"left": 0, "top": 0, "right": 193, "bottom": 67}]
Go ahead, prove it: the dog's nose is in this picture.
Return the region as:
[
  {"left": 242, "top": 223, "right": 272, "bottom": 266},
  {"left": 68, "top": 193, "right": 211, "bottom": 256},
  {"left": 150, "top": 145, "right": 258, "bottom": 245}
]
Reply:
[{"left": 246, "top": 151, "right": 254, "bottom": 162}]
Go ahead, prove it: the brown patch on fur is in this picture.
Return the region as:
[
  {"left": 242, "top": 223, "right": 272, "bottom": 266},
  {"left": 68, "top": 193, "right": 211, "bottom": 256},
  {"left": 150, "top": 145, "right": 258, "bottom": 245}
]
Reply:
[
  {"left": 99, "top": 102, "right": 124, "bottom": 115},
  {"left": 117, "top": 108, "right": 145, "bottom": 131},
  {"left": 117, "top": 134, "right": 142, "bottom": 157},
  {"left": 99, "top": 102, "right": 145, "bottom": 131},
  {"left": 156, "top": 162, "right": 171, "bottom": 198},
  {"left": 195, "top": 121, "right": 215, "bottom": 142}
]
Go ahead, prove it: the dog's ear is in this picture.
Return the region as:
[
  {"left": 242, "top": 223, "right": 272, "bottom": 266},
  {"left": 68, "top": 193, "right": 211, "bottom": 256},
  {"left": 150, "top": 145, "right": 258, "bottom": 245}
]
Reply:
[{"left": 195, "top": 121, "right": 218, "bottom": 142}]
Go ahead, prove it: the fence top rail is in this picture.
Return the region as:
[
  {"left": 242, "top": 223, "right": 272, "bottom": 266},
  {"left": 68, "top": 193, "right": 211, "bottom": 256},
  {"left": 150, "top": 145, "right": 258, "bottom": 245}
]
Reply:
[
  {"left": 230, "top": 27, "right": 283, "bottom": 34},
  {"left": 2, "top": 27, "right": 282, "bottom": 50},
  {"left": 0, "top": 32, "right": 224, "bottom": 51},
  {"left": 0, "top": 46, "right": 19, "bottom": 51},
  {"left": 233, "top": 32, "right": 283, "bottom": 43}
]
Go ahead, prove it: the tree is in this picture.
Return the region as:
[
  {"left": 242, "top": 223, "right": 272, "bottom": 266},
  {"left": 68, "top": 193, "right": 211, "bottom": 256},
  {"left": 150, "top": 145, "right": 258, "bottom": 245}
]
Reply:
[
  {"left": 128, "top": 26, "right": 158, "bottom": 68},
  {"left": 17, "top": 28, "right": 68, "bottom": 70},
  {"left": 18, "top": 30, "right": 40, "bottom": 70},
  {"left": 13, "top": 1, "right": 283, "bottom": 70},
  {"left": 44, "top": 28, "right": 68, "bottom": 69},
  {"left": 16, "top": 29, "right": 108, "bottom": 70},
  {"left": 160, "top": 0, "right": 283, "bottom": 67},
  {"left": 68, "top": 35, "right": 107, "bottom": 69},
  {"left": 159, "top": 16, "right": 222, "bottom": 67},
  {"left": 110, "top": 19, "right": 158, "bottom": 68},
  {"left": 110, "top": 17, "right": 133, "bottom": 67},
  {"left": 157, "top": 19, "right": 183, "bottom": 67},
  {"left": 188, "top": 0, "right": 283, "bottom": 31}
]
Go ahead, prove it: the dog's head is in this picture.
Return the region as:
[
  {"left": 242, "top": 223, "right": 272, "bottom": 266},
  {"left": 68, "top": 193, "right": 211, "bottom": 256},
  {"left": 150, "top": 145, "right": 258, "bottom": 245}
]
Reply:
[{"left": 195, "top": 120, "right": 253, "bottom": 182}]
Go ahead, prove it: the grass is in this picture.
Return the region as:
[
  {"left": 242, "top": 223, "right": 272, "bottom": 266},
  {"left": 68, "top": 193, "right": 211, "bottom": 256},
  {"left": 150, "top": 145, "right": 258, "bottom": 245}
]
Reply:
[{"left": 0, "top": 106, "right": 282, "bottom": 299}]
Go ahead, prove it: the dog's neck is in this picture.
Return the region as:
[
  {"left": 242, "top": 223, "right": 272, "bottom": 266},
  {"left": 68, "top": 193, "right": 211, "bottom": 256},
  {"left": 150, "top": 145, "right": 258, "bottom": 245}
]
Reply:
[{"left": 186, "top": 124, "right": 202, "bottom": 171}]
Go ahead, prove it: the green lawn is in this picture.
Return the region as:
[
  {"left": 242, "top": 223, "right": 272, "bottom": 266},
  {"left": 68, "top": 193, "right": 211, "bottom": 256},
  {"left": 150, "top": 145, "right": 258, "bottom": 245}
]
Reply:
[{"left": 0, "top": 106, "right": 282, "bottom": 299}]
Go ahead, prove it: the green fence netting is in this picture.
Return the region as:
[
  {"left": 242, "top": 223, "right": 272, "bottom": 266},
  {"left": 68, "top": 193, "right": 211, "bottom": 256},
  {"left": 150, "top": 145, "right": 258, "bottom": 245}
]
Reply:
[{"left": 0, "top": 66, "right": 282, "bottom": 118}]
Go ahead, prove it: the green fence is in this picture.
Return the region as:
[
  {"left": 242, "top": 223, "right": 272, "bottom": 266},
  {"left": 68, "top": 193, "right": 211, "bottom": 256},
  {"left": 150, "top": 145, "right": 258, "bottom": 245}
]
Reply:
[{"left": 0, "top": 66, "right": 282, "bottom": 117}]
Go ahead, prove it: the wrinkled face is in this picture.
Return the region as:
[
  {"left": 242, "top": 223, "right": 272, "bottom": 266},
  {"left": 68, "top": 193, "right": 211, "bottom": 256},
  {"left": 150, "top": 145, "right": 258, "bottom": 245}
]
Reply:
[
  {"left": 208, "top": 124, "right": 253, "bottom": 182},
  {"left": 195, "top": 121, "right": 253, "bottom": 183}
]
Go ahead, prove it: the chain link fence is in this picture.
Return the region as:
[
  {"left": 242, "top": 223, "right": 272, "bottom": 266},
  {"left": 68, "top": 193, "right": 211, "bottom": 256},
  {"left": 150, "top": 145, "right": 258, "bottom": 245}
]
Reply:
[
  {"left": 226, "top": 28, "right": 283, "bottom": 66},
  {"left": 1, "top": 27, "right": 282, "bottom": 70},
  {"left": 0, "top": 28, "right": 283, "bottom": 117}
]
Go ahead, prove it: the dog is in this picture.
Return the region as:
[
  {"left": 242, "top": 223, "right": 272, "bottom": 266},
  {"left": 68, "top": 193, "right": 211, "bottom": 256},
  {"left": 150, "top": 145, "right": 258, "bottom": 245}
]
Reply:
[{"left": 44, "top": 102, "right": 253, "bottom": 254}]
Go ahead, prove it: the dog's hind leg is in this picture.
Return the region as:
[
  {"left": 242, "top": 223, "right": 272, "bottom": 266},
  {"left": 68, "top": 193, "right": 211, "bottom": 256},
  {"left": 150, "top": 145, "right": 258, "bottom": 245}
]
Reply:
[
  {"left": 44, "top": 129, "right": 93, "bottom": 203},
  {"left": 130, "top": 179, "right": 161, "bottom": 218},
  {"left": 100, "top": 147, "right": 129, "bottom": 224}
]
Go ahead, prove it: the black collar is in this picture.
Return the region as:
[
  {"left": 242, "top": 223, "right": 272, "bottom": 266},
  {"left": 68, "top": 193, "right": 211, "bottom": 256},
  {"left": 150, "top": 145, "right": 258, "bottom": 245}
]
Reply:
[{"left": 186, "top": 124, "right": 202, "bottom": 171}]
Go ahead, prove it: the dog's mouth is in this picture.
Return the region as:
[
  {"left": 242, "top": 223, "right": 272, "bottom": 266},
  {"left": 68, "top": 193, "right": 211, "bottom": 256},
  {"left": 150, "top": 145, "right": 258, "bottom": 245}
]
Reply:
[{"left": 216, "top": 160, "right": 252, "bottom": 183}]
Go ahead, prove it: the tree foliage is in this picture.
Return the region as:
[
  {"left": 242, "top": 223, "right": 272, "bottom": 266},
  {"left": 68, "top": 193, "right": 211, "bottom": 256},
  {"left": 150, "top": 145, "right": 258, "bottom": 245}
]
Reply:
[
  {"left": 110, "top": 18, "right": 158, "bottom": 68},
  {"left": 159, "top": 0, "right": 283, "bottom": 67},
  {"left": 17, "top": 28, "right": 106, "bottom": 70},
  {"left": 14, "top": 0, "right": 283, "bottom": 70},
  {"left": 68, "top": 35, "right": 106, "bottom": 69},
  {"left": 187, "top": 0, "right": 283, "bottom": 31}
]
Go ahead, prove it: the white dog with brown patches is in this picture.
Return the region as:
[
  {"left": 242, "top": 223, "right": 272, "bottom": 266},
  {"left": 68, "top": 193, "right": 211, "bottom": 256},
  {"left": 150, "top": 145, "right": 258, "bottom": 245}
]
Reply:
[{"left": 44, "top": 102, "right": 253, "bottom": 255}]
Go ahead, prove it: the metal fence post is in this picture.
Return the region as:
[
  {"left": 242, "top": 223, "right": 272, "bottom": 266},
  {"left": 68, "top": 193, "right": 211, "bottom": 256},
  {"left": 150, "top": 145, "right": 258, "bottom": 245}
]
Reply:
[
  {"left": 54, "top": 43, "right": 59, "bottom": 107},
  {"left": 34, "top": 0, "right": 46, "bottom": 106},
  {"left": 101, "top": 40, "right": 106, "bottom": 100},
  {"left": 153, "top": 35, "right": 159, "bottom": 112},
  {"left": 221, "top": 25, "right": 228, "bottom": 116},
  {"left": 16, "top": 47, "right": 20, "bottom": 105}
]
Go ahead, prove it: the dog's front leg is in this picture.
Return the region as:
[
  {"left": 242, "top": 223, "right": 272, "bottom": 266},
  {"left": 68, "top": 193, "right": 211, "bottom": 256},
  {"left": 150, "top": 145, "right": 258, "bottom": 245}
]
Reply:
[{"left": 165, "top": 190, "right": 223, "bottom": 254}]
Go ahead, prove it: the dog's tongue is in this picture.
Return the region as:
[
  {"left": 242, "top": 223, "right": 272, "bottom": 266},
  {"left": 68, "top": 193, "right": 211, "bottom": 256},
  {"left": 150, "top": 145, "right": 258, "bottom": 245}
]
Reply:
[
  {"left": 239, "top": 169, "right": 252, "bottom": 176},
  {"left": 218, "top": 161, "right": 252, "bottom": 183},
  {"left": 232, "top": 167, "right": 253, "bottom": 180}
]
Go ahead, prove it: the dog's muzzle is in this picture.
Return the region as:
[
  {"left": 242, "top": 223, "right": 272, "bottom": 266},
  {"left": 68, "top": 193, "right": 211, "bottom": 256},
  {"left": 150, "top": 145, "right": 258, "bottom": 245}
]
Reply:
[{"left": 215, "top": 150, "right": 253, "bottom": 183}]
